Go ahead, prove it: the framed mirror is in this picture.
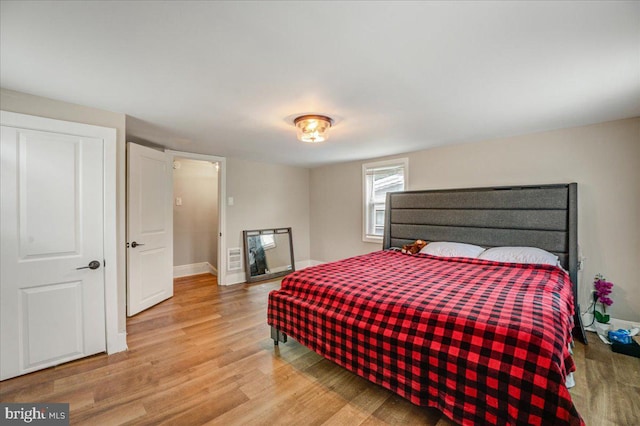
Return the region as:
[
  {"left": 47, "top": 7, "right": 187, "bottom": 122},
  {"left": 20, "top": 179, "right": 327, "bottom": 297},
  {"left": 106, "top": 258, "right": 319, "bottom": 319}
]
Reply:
[{"left": 243, "top": 227, "right": 295, "bottom": 283}]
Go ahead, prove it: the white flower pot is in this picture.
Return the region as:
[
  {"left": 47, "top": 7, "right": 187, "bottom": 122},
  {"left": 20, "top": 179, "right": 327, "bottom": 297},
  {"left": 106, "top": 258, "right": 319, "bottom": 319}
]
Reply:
[{"left": 595, "top": 321, "right": 611, "bottom": 337}]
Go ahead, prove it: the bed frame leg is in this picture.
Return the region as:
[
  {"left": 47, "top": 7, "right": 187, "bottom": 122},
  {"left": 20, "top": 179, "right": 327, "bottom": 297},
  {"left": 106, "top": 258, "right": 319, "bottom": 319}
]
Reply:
[
  {"left": 271, "top": 326, "right": 287, "bottom": 346},
  {"left": 574, "top": 304, "right": 588, "bottom": 344}
]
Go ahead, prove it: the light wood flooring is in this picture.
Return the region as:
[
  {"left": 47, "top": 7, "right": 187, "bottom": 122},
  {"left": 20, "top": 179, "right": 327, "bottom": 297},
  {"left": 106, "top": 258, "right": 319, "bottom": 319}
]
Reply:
[{"left": 1, "top": 274, "right": 639, "bottom": 425}]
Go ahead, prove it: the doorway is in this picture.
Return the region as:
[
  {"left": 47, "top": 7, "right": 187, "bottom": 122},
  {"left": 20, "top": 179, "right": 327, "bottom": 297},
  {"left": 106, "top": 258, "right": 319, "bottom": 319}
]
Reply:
[
  {"left": 172, "top": 158, "right": 220, "bottom": 278},
  {"left": 127, "top": 147, "right": 227, "bottom": 318},
  {"left": 167, "top": 150, "right": 227, "bottom": 285}
]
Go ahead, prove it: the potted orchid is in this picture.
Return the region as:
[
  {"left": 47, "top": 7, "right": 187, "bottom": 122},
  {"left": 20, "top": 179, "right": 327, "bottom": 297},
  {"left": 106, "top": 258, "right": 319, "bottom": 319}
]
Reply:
[{"left": 593, "top": 274, "right": 614, "bottom": 335}]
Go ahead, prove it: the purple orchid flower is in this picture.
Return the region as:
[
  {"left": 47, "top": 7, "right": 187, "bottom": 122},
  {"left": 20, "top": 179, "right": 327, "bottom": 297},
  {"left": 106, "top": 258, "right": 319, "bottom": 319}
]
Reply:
[{"left": 593, "top": 274, "right": 614, "bottom": 323}]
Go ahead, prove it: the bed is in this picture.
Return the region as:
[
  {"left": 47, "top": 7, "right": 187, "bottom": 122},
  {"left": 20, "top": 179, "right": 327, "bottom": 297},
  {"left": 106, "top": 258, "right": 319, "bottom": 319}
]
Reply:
[{"left": 267, "top": 184, "right": 585, "bottom": 426}]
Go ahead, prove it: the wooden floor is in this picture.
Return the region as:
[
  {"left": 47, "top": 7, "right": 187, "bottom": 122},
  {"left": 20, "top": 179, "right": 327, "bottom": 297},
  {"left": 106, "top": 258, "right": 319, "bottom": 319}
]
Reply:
[{"left": 1, "top": 274, "right": 639, "bottom": 425}]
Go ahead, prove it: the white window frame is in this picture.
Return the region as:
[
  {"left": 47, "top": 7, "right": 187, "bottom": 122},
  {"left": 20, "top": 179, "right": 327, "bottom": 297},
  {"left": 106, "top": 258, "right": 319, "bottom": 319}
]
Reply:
[{"left": 362, "top": 158, "right": 409, "bottom": 243}]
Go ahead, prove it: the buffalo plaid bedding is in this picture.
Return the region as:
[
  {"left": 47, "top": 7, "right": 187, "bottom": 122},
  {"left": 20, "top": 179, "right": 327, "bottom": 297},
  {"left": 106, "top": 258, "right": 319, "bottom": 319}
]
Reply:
[{"left": 267, "top": 250, "right": 583, "bottom": 426}]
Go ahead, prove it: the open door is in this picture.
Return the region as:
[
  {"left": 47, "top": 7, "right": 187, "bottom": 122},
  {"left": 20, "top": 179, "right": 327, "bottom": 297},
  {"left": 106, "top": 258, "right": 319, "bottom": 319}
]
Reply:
[{"left": 127, "top": 143, "right": 173, "bottom": 316}]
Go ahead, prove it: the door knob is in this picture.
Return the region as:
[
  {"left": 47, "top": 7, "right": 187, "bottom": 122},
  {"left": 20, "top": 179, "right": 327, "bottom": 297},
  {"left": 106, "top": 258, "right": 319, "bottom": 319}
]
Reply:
[
  {"left": 77, "top": 260, "right": 101, "bottom": 270},
  {"left": 131, "top": 241, "right": 145, "bottom": 248}
]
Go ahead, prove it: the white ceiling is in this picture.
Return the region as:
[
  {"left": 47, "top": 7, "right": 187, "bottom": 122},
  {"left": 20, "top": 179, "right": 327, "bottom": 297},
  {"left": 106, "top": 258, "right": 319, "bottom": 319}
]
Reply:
[{"left": 1, "top": 1, "right": 639, "bottom": 167}]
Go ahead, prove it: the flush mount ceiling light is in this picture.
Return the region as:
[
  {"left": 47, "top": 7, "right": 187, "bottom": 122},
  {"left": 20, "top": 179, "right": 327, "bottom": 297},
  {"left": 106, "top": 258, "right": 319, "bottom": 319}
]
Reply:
[{"left": 294, "top": 115, "right": 333, "bottom": 143}]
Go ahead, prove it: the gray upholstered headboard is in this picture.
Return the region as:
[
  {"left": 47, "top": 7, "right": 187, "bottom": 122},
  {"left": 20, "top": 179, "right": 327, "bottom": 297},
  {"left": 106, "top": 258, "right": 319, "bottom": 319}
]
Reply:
[{"left": 382, "top": 183, "right": 586, "bottom": 343}]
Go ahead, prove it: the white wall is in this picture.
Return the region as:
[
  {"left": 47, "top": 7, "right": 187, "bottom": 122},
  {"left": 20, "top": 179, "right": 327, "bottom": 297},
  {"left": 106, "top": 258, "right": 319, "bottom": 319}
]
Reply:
[
  {"left": 310, "top": 117, "right": 640, "bottom": 323},
  {"left": 0, "top": 88, "right": 128, "bottom": 333},
  {"left": 173, "top": 158, "right": 218, "bottom": 268},
  {"left": 225, "top": 157, "right": 311, "bottom": 283}
]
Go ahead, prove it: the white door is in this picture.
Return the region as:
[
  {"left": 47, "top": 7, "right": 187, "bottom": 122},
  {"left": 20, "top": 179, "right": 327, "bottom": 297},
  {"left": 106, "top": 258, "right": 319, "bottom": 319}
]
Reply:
[
  {"left": 127, "top": 143, "right": 173, "bottom": 316},
  {"left": 1, "top": 120, "right": 106, "bottom": 380}
]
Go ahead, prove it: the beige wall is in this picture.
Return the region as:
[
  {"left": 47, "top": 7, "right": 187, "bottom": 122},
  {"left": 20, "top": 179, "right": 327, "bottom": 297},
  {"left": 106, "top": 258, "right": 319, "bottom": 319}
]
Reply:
[
  {"left": 310, "top": 118, "right": 640, "bottom": 323},
  {"left": 173, "top": 158, "right": 218, "bottom": 268},
  {"left": 310, "top": 160, "right": 378, "bottom": 262},
  {"left": 1, "top": 88, "right": 128, "bottom": 332},
  {"left": 264, "top": 233, "right": 294, "bottom": 272},
  {"left": 226, "top": 157, "right": 310, "bottom": 279}
]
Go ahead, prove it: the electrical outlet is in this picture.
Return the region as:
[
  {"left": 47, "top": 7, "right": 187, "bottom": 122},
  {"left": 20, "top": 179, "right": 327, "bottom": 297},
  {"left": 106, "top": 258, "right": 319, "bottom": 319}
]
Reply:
[{"left": 578, "top": 256, "right": 586, "bottom": 270}]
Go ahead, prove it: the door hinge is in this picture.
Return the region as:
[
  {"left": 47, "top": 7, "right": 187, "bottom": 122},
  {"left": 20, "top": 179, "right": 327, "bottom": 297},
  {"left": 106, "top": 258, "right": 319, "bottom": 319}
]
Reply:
[{"left": 103, "top": 259, "right": 106, "bottom": 267}]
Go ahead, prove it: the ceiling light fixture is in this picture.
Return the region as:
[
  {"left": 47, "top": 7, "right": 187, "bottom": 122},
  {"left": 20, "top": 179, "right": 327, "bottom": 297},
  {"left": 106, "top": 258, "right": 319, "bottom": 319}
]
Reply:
[{"left": 294, "top": 114, "right": 333, "bottom": 143}]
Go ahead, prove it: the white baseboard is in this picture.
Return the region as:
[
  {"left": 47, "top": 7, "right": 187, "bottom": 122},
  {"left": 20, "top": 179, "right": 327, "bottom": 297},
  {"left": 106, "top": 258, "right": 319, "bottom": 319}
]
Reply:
[
  {"left": 107, "top": 331, "right": 128, "bottom": 354},
  {"left": 297, "top": 259, "right": 324, "bottom": 269},
  {"left": 582, "top": 312, "right": 640, "bottom": 333},
  {"left": 223, "top": 271, "right": 246, "bottom": 286},
  {"left": 173, "top": 262, "right": 217, "bottom": 278},
  {"left": 221, "top": 259, "right": 324, "bottom": 286}
]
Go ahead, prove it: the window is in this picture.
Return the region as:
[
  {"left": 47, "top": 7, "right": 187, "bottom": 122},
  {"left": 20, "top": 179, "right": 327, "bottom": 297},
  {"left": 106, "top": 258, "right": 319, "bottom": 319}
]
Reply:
[
  {"left": 260, "top": 234, "right": 276, "bottom": 250},
  {"left": 362, "top": 158, "right": 408, "bottom": 242}
]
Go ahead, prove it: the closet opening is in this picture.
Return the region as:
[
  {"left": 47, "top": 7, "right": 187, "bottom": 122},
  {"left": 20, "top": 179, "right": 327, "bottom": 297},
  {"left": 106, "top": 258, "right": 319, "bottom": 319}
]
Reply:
[{"left": 172, "top": 157, "right": 221, "bottom": 281}]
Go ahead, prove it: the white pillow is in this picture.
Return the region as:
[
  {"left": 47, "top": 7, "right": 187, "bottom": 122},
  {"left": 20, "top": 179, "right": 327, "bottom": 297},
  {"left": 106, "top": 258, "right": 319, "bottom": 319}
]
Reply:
[
  {"left": 419, "top": 242, "right": 485, "bottom": 258},
  {"left": 478, "top": 246, "right": 559, "bottom": 265}
]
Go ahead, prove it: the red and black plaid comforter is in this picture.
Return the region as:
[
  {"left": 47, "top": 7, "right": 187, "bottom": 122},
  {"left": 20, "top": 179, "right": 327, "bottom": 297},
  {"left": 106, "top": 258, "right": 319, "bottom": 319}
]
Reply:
[{"left": 267, "top": 250, "right": 583, "bottom": 426}]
